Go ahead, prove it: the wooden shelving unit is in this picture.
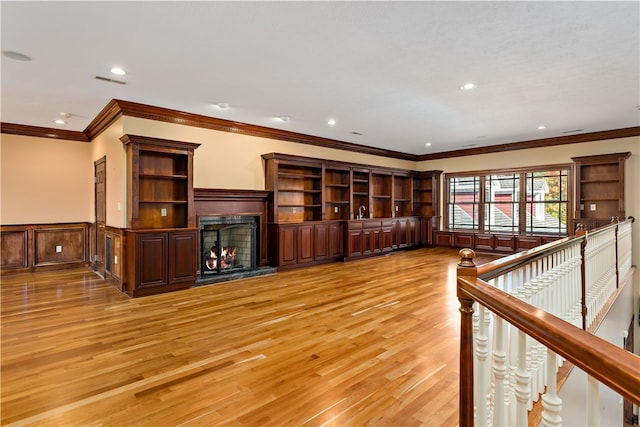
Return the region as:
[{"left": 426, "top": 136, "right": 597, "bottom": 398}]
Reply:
[
  {"left": 393, "top": 173, "right": 412, "bottom": 217},
  {"left": 413, "top": 170, "right": 441, "bottom": 217},
  {"left": 324, "top": 165, "right": 351, "bottom": 221},
  {"left": 263, "top": 154, "right": 323, "bottom": 223},
  {"left": 262, "top": 153, "right": 440, "bottom": 268},
  {"left": 371, "top": 171, "right": 392, "bottom": 218},
  {"left": 352, "top": 169, "right": 370, "bottom": 220},
  {"left": 121, "top": 134, "right": 200, "bottom": 297},
  {"left": 572, "top": 152, "right": 630, "bottom": 230}
]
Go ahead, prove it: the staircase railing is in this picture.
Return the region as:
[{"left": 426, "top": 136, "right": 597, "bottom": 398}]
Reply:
[{"left": 457, "top": 217, "right": 638, "bottom": 426}]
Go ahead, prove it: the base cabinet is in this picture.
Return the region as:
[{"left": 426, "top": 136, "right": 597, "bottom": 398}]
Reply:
[
  {"left": 125, "top": 229, "right": 197, "bottom": 297},
  {"left": 344, "top": 219, "right": 394, "bottom": 261},
  {"left": 269, "top": 222, "right": 343, "bottom": 270}
]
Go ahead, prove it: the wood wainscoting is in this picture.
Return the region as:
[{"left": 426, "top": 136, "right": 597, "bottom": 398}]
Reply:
[
  {"left": 0, "top": 223, "right": 92, "bottom": 274},
  {"left": 433, "top": 230, "right": 563, "bottom": 254}
]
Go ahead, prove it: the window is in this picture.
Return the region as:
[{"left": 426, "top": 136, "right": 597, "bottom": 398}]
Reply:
[
  {"left": 524, "top": 169, "right": 569, "bottom": 234},
  {"left": 448, "top": 176, "right": 480, "bottom": 229},
  {"left": 446, "top": 166, "right": 571, "bottom": 235}
]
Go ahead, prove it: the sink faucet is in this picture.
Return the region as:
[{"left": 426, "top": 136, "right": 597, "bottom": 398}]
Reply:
[{"left": 357, "top": 205, "right": 366, "bottom": 220}]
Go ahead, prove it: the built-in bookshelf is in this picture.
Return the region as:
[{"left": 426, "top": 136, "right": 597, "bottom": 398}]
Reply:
[
  {"left": 572, "top": 152, "right": 630, "bottom": 229},
  {"left": 324, "top": 165, "right": 351, "bottom": 221}
]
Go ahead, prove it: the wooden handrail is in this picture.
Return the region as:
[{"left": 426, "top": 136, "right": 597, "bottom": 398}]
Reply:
[{"left": 457, "top": 275, "right": 640, "bottom": 406}]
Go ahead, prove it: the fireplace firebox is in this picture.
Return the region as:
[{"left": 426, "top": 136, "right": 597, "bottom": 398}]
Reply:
[{"left": 200, "top": 216, "right": 258, "bottom": 276}]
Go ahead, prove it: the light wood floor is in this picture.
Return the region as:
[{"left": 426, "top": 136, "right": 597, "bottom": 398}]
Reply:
[{"left": 1, "top": 247, "right": 498, "bottom": 427}]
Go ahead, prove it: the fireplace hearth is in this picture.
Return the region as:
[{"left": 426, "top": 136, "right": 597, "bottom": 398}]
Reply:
[{"left": 197, "top": 215, "right": 274, "bottom": 286}]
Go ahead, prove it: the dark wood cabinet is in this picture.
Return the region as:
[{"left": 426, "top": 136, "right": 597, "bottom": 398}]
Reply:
[
  {"left": 572, "top": 152, "right": 630, "bottom": 231},
  {"left": 263, "top": 154, "right": 323, "bottom": 223},
  {"left": 393, "top": 217, "right": 420, "bottom": 249},
  {"left": 269, "top": 221, "right": 343, "bottom": 269},
  {"left": 125, "top": 229, "right": 197, "bottom": 297},
  {"left": 121, "top": 135, "right": 200, "bottom": 297},
  {"left": 344, "top": 219, "right": 394, "bottom": 261},
  {"left": 262, "top": 154, "right": 442, "bottom": 268}
]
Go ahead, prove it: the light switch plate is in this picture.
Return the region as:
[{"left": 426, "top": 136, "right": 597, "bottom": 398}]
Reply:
[
  {"left": 161, "top": 208, "right": 167, "bottom": 216},
  {"left": 590, "top": 203, "right": 597, "bottom": 211},
  {"left": 55, "top": 245, "right": 62, "bottom": 253}
]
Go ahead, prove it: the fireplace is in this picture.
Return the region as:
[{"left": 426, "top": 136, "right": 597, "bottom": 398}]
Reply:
[
  {"left": 200, "top": 216, "right": 258, "bottom": 277},
  {"left": 197, "top": 215, "right": 275, "bottom": 286}
]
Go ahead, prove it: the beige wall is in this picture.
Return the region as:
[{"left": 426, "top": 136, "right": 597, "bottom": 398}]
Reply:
[
  {"left": 122, "top": 117, "right": 417, "bottom": 190},
  {"left": 91, "top": 118, "right": 126, "bottom": 228},
  {"left": 0, "top": 134, "right": 93, "bottom": 224}
]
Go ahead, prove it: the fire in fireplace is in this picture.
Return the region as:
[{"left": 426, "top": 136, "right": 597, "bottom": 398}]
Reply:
[{"left": 200, "top": 216, "right": 258, "bottom": 276}]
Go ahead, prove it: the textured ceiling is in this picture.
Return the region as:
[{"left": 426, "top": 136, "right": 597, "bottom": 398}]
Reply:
[{"left": 1, "top": 1, "right": 639, "bottom": 155}]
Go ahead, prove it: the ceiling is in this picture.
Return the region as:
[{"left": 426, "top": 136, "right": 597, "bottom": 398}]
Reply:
[{"left": 2, "top": 1, "right": 639, "bottom": 156}]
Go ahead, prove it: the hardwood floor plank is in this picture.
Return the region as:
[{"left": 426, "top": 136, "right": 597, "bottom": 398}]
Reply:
[{"left": 1, "top": 247, "right": 498, "bottom": 426}]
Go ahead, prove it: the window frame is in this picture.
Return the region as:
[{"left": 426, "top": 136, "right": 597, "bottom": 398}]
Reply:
[{"left": 444, "top": 164, "right": 573, "bottom": 236}]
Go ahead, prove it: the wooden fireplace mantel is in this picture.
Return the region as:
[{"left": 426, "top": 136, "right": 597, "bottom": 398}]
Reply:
[{"left": 194, "top": 188, "right": 271, "bottom": 267}]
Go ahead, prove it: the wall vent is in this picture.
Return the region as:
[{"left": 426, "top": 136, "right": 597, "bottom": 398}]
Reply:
[{"left": 94, "top": 75, "right": 126, "bottom": 85}]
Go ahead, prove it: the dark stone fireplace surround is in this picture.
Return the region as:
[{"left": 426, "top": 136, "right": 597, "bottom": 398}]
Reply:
[{"left": 194, "top": 188, "right": 275, "bottom": 286}]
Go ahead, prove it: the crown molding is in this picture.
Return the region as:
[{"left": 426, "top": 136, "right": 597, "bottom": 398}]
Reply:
[
  {"left": 2, "top": 99, "right": 638, "bottom": 162},
  {"left": 107, "top": 99, "right": 417, "bottom": 161},
  {"left": 0, "top": 122, "right": 89, "bottom": 142},
  {"left": 417, "top": 126, "right": 640, "bottom": 161},
  {"left": 84, "top": 99, "right": 124, "bottom": 140}
]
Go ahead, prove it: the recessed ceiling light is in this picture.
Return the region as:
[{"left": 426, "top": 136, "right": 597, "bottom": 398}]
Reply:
[
  {"left": 59, "top": 112, "right": 72, "bottom": 119},
  {"left": 278, "top": 116, "right": 291, "bottom": 122},
  {"left": 327, "top": 119, "right": 336, "bottom": 126},
  {"left": 425, "top": 142, "right": 432, "bottom": 147},
  {"left": 460, "top": 83, "right": 477, "bottom": 90},
  {"left": 110, "top": 67, "right": 126, "bottom": 76},
  {"left": 215, "top": 103, "right": 229, "bottom": 109},
  {"left": 53, "top": 119, "right": 66, "bottom": 125},
  {"left": 2, "top": 51, "right": 32, "bottom": 61},
  {"left": 537, "top": 125, "right": 547, "bottom": 130}
]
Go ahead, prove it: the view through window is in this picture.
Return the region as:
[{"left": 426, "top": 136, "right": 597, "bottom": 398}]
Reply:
[{"left": 446, "top": 167, "right": 570, "bottom": 235}]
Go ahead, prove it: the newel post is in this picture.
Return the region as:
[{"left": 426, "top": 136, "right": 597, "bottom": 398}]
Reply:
[
  {"left": 575, "top": 225, "right": 588, "bottom": 330},
  {"left": 457, "top": 248, "right": 477, "bottom": 427}
]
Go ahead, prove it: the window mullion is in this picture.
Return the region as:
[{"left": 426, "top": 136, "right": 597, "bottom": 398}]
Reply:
[
  {"left": 518, "top": 173, "right": 527, "bottom": 234},
  {"left": 479, "top": 176, "right": 486, "bottom": 233}
]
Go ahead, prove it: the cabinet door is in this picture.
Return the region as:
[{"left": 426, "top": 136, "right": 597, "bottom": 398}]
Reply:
[
  {"left": 329, "top": 222, "right": 343, "bottom": 258},
  {"left": 279, "top": 225, "right": 297, "bottom": 266},
  {"left": 314, "top": 223, "right": 330, "bottom": 261},
  {"left": 421, "top": 217, "right": 433, "bottom": 245},
  {"left": 396, "top": 218, "right": 408, "bottom": 247},
  {"left": 297, "top": 223, "right": 314, "bottom": 264},
  {"left": 347, "top": 225, "right": 363, "bottom": 257},
  {"left": 135, "top": 233, "right": 168, "bottom": 289},
  {"left": 407, "top": 218, "right": 419, "bottom": 246},
  {"left": 381, "top": 222, "right": 393, "bottom": 252},
  {"left": 362, "top": 228, "right": 374, "bottom": 255},
  {"left": 168, "top": 230, "right": 197, "bottom": 285}
]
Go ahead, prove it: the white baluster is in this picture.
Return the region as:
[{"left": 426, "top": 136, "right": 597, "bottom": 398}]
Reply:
[
  {"left": 514, "top": 329, "right": 530, "bottom": 426},
  {"left": 492, "top": 317, "right": 508, "bottom": 426},
  {"left": 586, "top": 375, "right": 600, "bottom": 426},
  {"left": 475, "top": 305, "right": 490, "bottom": 426},
  {"left": 541, "top": 348, "right": 562, "bottom": 426}
]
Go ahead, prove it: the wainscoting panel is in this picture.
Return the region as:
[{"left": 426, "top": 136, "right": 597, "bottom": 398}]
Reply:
[
  {"left": 34, "top": 226, "right": 85, "bottom": 266},
  {"left": 0, "top": 229, "right": 28, "bottom": 269},
  {"left": 1, "top": 223, "right": 91, "bottom": 273}
]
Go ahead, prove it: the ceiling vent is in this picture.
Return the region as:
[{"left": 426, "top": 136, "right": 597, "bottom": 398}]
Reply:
[{"left": 94, "top": 75, "right": 126, "bottom": 85}]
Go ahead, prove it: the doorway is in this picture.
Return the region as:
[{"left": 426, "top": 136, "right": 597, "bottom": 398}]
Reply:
[{"left": 94, "top": 156, "right": 106, "bottom": 277}]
